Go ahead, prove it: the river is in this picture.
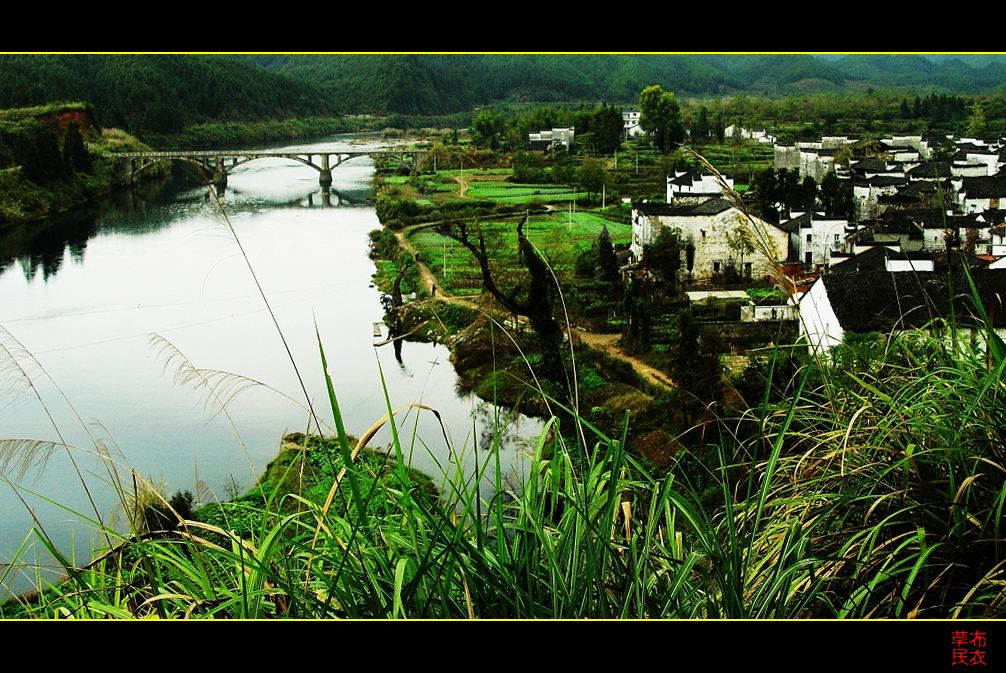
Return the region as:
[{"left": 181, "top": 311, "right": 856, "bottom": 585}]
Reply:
[{"left": 0, "top": 134, "right": 543, "bottom": 596}]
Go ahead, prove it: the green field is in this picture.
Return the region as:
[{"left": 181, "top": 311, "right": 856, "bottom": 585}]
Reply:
[
  {"left": 465, "top": 181, "right": 580, "bottom": 204},
  {"left": 436, "top": 168, "right": 511, "bottom": 177},
  {"left": 409, "top": 212, "right": 630, "bottom": 294}
]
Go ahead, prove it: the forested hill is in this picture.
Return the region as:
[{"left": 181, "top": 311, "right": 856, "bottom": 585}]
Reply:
[
  {"left": 0, "top": 55, "right": 331, "bottom": 134},
  {"left": 239, "top": 54, "right": 1006, "bottom": 114},
  {"left": 6, "top": 54, "right": 1006, "bottom": 126}
]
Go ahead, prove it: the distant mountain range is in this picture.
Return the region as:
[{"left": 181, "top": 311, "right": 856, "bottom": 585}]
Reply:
[
  {"left": 3, "top": 54, "right": 1006, "bottom": 130},
  {"left": 237, "top": 54, "right": 1006, "bottom": 114}
]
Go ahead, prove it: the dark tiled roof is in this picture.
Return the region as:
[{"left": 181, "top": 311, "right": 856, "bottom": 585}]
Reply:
[
  {"left": 947, "top": 214, "right": 981, "bottom": 228},
  {"left": 882, "top": 207, "right": 946, "bottom": 229},
  {"left": 908, "top": 162, "right": 952, "bottom": 178},
  {"left": 830, "top": 247, "right": 939, "bottom": 273},
  {"left": 979, "top": 209, "right": 1006, "bottom": 225},
  {"left": 879, "top": 194, "right": 924, "bottom": 206},
  {"left": 961, "top": 176, "right": 1006, "bottom": 199},
  {"left": 852, "top": 157, "right": 890, "bottom": 172},
  {"left": 857, "top": 219, "right": 922, "bottom": 239},
  {"left": 779, "top": 212, "right": 813, "bottom": 233},
  {"left": 819, "top": 269, "right": 1006, "bottom": 331},
  {"left": 690, "top": 198, "right": 736, "bottom": 215},
  {"left": 634, "top": 197, "right": 734, "bottom": 217},
  {"left": 868, "top": 175, "right": 908, "bottom": 187}
]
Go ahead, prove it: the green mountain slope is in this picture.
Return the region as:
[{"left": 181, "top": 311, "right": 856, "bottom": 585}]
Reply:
[{"left": 0, "top": 55, "right": 331, "bottom": 133}]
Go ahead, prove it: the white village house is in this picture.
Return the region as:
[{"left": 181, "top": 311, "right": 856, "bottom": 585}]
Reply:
[
  {"left": 798, "top": 269, "right": 1006, "bottom": 353},
  {"left": 623, "top": 110, "right": 645, "bottom": 138},
  {"left": 779, "top": 211, "right": 852, "bottom": 268},
  {"left": 959, "top": 176, "right": 1006, "bottom": 214},
  {"left": 527, "top": 127, "right": 575, "bottom": 152},
  {"left": 723, "top": 124, "right": 777, "bottom": 144},
  {"left": 666, "top": 171, "right": 734, "bottom": 203},
  {"left": 630, "top": 198, "right": 789, "bottom": 282}
]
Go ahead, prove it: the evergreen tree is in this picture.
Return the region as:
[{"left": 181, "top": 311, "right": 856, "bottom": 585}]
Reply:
[
  {"left": 642, "top": 227, "right": 681, "bottom": 295},
  {"left": 692, "top": 106, "right": 710, "bottom": 145},
  {"left": 597, "top": 225, "right": 619, "bottom": 284},
  {"left": 62, "top": 121, "right": 91, "bottom": 174},
  {"left": 669, "top": 310, "right": 722, "bottom": 426},
  {"left": 820, "top": 172, "right": 854, "bottom": 219},
  {"left": 591, "top": 103, "right": 623, "bottom": 154}
]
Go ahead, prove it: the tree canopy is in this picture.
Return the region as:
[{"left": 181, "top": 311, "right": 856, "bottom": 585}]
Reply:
[{"left": 639, "top": 85, "right": 685, "bottom": 153}]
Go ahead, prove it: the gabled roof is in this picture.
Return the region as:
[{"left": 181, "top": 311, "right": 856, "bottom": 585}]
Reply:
[
  {"left": 634, "top": 197, "right": 734, "bottom": 217},
  {"left": 817, "top": 269, "right": 1006, "bottom": 332},
  {"left": 830, "top": 247, "right": 939, "bottom": 273},
  {"left": 778, "top": 212, "right": 812, "bottom": 233},
  {"left": 689, "top": 198, "right": 736, "bottom": 216},
  {"left": 852, "top": 157, "right": 891, "bottom": 172},
  {"left": 979, "top": 209, "right": 1006, "bottom": 226},
  {"left": 668, "top": 172, "right": 697, "bottom": 186},
  {"left": 961, "top": 176, "right": 1006, "bottom": 198},
  {"left": 908, "top": 162, "right": 952, "bottom": 178},
  {"left": 882, "top": 207, "right": 946, "bottom": 229},
  {"left": 857, "top": 218, "right": 921, "bottom": 238}
]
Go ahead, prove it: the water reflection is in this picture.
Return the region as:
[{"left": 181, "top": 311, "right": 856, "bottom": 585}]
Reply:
[{"left": 0, "top": 134, "right": 543, "bottom": 596}]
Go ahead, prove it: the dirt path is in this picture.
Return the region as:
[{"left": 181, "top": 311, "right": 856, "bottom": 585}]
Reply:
[
  {"left": 393, "top": 226, "right": 674, "bottom": 392},
  {"left": 454, "top": 174, "right": 470, "bottom": 199},
  {"left": 570, "top": 330, "right": 675, "bottom": 390}
]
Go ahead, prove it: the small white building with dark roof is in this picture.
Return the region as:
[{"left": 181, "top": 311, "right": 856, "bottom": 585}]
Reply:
[
  {"left": 630, "top": 198, "right": 789, "bottom": 282},
  {"left": 799, "top": 269, "right": 1006, "bottom": 353}
]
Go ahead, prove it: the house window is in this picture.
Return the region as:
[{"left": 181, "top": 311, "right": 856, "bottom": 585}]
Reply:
[
  {"left": 806, "top": 233, "right": 812, "bottom": 243},
  {"left": 834, "top": 233, "right": 841, "bottom": 246},
  {"left": 701, "top": 230, "right": 706, "bottom": 239},
  {"left": 713, "top": 260, "right": 721, "bottom": 273}
]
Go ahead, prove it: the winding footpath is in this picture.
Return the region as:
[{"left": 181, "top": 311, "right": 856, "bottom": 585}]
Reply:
[{"left": 393, "top": 225, "right": 675, "bottom": 392}]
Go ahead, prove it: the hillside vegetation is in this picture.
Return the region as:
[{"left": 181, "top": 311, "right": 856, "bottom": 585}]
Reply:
[
  {"left": 0, "top": 55, "right": 331, "bottom": 134},
  {"left": 0, "top": 103, "right": 157, "bottom": 224},
  {"left": 239, "top": 54, "right": 1006, "bottom": 114}
]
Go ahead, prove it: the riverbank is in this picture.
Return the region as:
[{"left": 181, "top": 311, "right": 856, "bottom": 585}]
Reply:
[
  {"left": 367, "top": 150, "right": 688, "bottom": 462},
  {"left": 144, "top": 117, "right": 363, "bottom": 150},
  {"left": 0, "top": 431, "right": 439, "bottom": 616},
  {"left": 0, "top": 104, "right": 167, "bottom": 227}
]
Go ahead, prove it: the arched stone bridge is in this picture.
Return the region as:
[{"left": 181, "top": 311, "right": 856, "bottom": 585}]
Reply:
[{"left": 114, "top": 149, "right": 425, "bottom": 188}]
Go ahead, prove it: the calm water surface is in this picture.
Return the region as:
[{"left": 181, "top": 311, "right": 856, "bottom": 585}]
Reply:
[{"left": 0, "top": 135, "right": 541, "bottom": 594}]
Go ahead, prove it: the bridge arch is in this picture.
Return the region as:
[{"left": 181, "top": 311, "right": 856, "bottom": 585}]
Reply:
[{"left": 120, "top": 149, "right": 424, "bottom": 189}]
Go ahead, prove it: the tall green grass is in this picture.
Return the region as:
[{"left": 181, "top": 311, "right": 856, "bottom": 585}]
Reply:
[{"left": 2, "top": 152, "right": 1005, "bottom": 618}]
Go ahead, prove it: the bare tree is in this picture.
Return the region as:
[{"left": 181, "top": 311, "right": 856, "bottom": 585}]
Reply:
[{"left": 438, "top": 216, "right": 565, "bottom": 383}]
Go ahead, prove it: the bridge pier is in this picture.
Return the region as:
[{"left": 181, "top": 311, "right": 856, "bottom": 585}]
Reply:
[
  {"left": 212, "top": 157, "right": 228, "bottom": 190},
  {"left": 319, "top": 154, "right": 333, "bottom": 187}
]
